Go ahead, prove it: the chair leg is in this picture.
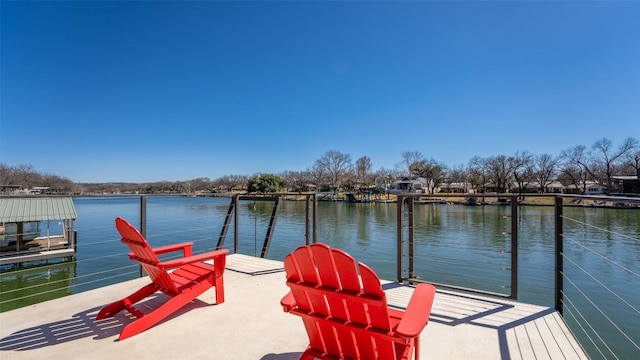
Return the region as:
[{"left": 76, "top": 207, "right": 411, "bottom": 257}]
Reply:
[
  {"left": 214, "top": 256, "right": 226, "bottom": 304},
  {"left": 118, "top": 278, "right": 216, "bottom": 340},
  {"left": 96, "top": 283, "right": 157, "bottom": 320},
  {"left": 118, "top": 288, "right": 197, "bottom": 340},
  {"left": 215, "top": 272, "right": 225, "bottom": 304}
]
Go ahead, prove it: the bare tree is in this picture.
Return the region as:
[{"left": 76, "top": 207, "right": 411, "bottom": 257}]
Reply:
[
  {"left": 445, "top": 164, "right": 470, "bottom": 193},
  {"left": 313, "top": 150, "right": 353, "bottom": 191},
  {"left": 214, "top": 176, "right": 232, "bottom": 193},
  {"left": 185, "top": 177, "right": 213, "bottom": 192},
  {"left": 468, "top": 156, "right": 488, "bottom": 193},
  {"left": 623, "top": 150, "right": 640, "bottom": 193},
  {"left": 307, "top": 165, "right": 327, "bottom": 191},
  {"left": 355, "top": 156, "right": 373, "bottom": 186},
  {"left": 280, "top": 170, "right": 313, "bottom": 192},
  {"left": 0, "top": 164, "right": 37, "bottom": 188},
  {"left": 510, "top": 150, "right": 534, "bottom": 194},
  {"left": 214, "top": 174, "right": 247, "bottom": 193},
  {"left": 559, "top": 145, "right": 598, "bottom": 193},
  {"left": 40, "top": 173, "right": 77, "bottom": 193},
  {"left": 373, "top": 167, "right": 402, "bottom": 198},
  {"left": 298, "top": 170, "right": 316, "bottom": 192},
  {"left": 0, "top": 163, "right": 79, "bottom": 194},
  {"left": 532, "top": 153, "right": 558, "bottom": 193},
  {"left": 373, "top": 167, "right": 399, "bottom": 193},
  {"left": 485, "top": 155, "right": 514, "bottom": 193},
  {"left": 0, "top": 163, "right": 13, "bottom": 185},
  {"left": 17, "top": 164, "right": 40, "bottom": 188},
  {"left": 400, "top": 151, "right": 424, "bottom": 178},
  {"left": 591, "top": 137, "right": 638, "bottom": 194},
  {"left": 235, "top": 175, "right": 249, "bottom": 191},
  {"left": 557, "top": 163, "right": 590, "bottom": 194},
  {"left": 341, "top": 170, "right": 357, "bottom": 192},
  {"left": 409, "top": 158, "right": 447, "bottom": 194},
  {"left": 142, "top": 181, "right": 177, "bottom": 193}
]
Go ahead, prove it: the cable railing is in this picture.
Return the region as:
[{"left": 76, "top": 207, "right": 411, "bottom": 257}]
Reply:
[
  {"left": 554, "top": 194, "right": 640, "bottom": 359},
  {"left": 1, "top": 192, "right": 639, "bottom": 358},
  {"left": 396, "top": 193, "right": 519, "bottom": 299},
  {"left": 0, "top": 194, "right": 317, "bottom": 311},
  {"left": 396, "top": 192, "right": 639, "bottom": 358}
]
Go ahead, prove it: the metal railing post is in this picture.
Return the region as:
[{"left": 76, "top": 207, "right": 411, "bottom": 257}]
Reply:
[
  {"left": 305, "top": 195, "right": 310, "bottom": 245},
  {"left": 312, "top": 193, "right": 317, "bottom": 244},
  {"left": 554, "top": 196, "right": 564, "bottom": 315},
  {"left": 396, "top": 195, "right": 404, "bottom": 282},
  {"left": 408, "top": 196, "right": 415, "bottom": 284},
  {"left": 140, "top": 195, "right": 147, "bottom": 238},
  {"left": 510, "top": 194, "right": 518, "bottom": 300},
  {"left": 234, "top": 194, "right": 239, "bottom": 254},
  {"left": 139, "top": 195, "right": 147, "bottom": 277}
]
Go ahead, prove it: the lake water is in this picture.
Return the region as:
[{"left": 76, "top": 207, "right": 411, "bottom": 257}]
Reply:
[{"left": 1, "top": 195, "right": 638, "bottom": 359}]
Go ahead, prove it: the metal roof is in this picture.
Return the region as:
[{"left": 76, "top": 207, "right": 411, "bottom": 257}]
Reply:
[{"left": 0, "top": 197, "right": 78, "bottom": 223}]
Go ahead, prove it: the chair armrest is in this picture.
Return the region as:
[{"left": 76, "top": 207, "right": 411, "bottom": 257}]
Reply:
[
  {"left": 281, "top": 291, "right": 295, "bottom": 312},
  {"left": 395, "top": 283, "right": 436, "bottom": 338},
  {"left": 158, "top": 248, "right": 229, "bottom": 269},
  {"left": 152, "top": 242, "right": 194, "bottom": 257}
]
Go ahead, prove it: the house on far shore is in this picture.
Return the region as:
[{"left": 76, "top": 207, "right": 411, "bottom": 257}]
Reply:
[
  {"left": 510, "top": 181, "right": 565, "bottom": 194},
  {"left": 564, "top": 181, "right": 607, "bottom": 195},
  {"left": 544, "top": 181, "right": 565, "bottom": 194},
  {"left": 388, "top": 177, "right": 428, "bottom": 194},
  {"left": 482, "top": 183, "right": 501, "bottom": 193},
  {"left": 510, "top": 182, "right": 539, "bottom": 193},
  {"left": 438, "top": 182, "right": 473, "bottom": 193},
  {"left": 612, "top": 176, "right": 640, "bottom": 194},
  {"left": 0, "top": 186, "right": 52, "bottom": 196}
]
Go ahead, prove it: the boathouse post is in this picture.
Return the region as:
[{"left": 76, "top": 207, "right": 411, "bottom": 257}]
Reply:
[{"left": 16, "top": 222, "right": 23, "bottom": 252}]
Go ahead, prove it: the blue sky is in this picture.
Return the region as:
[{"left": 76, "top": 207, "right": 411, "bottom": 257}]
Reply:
[{"left": 1, "top": 1, "right": 639, "bottom": 183}]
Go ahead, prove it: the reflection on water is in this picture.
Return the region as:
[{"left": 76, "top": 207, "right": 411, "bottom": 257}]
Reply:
[{"left": 0, "top": 260, "right": 77, "bottom": 312}]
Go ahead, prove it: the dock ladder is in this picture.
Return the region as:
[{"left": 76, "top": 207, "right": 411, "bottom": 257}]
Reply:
[{"left": 216, "top": 194, "right": 281, "bottom": 258}]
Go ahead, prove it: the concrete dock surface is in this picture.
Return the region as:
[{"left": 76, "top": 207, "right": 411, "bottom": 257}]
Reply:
[{"left": 0, "top": 254, "right": 587, "bottom": 359}]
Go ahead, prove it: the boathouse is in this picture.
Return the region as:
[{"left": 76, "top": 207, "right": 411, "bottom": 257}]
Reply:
[{"left": 0, "top": 197, "right": 78, "bottom": 266}]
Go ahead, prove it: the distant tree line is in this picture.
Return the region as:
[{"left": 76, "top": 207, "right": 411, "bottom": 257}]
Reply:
[
  {"left": 1, "top": 137, "right": 639, "bottom": 195},
  {"left": 0, "top": 164, "right": 81, "bottom": 194}
]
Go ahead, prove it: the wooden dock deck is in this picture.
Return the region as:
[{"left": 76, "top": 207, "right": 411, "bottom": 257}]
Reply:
[
  {"left": 0, "top": 236, "right": 73, "bottom": 266},
  {"left": 0, "top": 254, "right": 588, "bottom": 359}
]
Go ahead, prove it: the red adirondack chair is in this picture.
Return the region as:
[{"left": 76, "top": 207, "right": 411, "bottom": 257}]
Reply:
[
  {"left": 281, "top": 243, "right": 436, "bottom": 360},
  {"left": 96, "top": 217, "right": 229, "bottom": 341}
]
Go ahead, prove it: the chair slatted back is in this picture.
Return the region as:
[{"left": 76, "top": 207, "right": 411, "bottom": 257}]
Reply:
[
  {"left": 284, "top": 243, "right": 397, "bottom": 359},
  {"left": 115, "top": 217, "right": 179, "bottom": 295}
]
